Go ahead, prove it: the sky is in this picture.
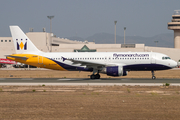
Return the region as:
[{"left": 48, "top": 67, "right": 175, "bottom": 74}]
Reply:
[{"left": 0, "top": 0, "right": 180, "bottom": 39}]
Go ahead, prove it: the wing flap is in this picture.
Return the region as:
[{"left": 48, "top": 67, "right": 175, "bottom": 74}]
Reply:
[{"left": 66, "top": 58, "right": 106, "bottom": 68}]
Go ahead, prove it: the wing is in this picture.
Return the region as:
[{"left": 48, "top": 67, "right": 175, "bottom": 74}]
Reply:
[{"left": 62, "top": 57, "right": 120, "bottom": 69}]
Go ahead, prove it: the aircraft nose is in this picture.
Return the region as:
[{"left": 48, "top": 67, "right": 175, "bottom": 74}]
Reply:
[
  {"left": 171, "top": 60, "right": 178, "bottom": 68},
  {"left": 177, "top": 61, "right": 180, "bottom": 67}
]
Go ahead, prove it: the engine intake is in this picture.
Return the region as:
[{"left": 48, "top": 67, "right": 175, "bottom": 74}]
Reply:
[{"left": 103, "top": 66, "right": 127, "bottom": 77}]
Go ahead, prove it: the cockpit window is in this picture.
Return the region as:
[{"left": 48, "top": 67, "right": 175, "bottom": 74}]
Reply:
[{"left": 162, "top": 57, "right": 171, "bottom": 60}]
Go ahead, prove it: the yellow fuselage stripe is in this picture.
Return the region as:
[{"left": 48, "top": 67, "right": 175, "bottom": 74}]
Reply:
[{"left": 7, "top": 54, "right": 66, "bottom": 71}]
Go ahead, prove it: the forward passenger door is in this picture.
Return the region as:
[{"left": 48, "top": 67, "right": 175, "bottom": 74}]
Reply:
[{"left": 151, "top": 54, "right": 156, "bottom": 64}]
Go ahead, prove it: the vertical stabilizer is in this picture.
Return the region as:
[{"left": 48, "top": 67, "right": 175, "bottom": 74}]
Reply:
[{"left": 10, "top": 26, "right": 41, "bottom": 54}]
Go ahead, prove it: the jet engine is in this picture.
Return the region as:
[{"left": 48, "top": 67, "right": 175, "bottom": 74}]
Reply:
[{"left": 101, "top": 66, "right": 128, "bottom": 77}]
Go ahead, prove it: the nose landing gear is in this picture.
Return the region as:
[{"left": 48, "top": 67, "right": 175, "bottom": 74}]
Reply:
[{"left": 151, "top": 71, "right": 156, "bottom": 79}]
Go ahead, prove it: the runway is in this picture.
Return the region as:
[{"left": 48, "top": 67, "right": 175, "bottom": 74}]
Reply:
[{"left": 0, "top": 78, "right": 180, "bottom": 86}]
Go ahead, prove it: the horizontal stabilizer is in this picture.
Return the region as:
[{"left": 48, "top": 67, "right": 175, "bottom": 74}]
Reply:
[{"left": 6, "top": 55, "right": 28, "bottom": 60}]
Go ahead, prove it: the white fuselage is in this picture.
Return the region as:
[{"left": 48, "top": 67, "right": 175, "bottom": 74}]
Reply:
[{"left": 34, "top": 51, "right": 177, "bottom": 71}]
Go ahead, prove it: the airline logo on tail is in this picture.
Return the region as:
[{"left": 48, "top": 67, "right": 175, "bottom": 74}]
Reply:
[{"left": 16, "top": 39, "right": 27, "bottom": 50}]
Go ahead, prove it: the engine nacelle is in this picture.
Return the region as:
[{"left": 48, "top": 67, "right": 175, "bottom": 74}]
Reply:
[{"left": 101, "top": 66, "right": 128, "bottom": 77}]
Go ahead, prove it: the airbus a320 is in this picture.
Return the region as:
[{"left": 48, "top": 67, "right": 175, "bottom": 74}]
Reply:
[{"left": 7, "top": 26, "right": 177, "bottom": 79}]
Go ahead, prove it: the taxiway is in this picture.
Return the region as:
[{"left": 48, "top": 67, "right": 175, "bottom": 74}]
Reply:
[{"left": 0, "top": 78, "right": 180, "bottom": 86}]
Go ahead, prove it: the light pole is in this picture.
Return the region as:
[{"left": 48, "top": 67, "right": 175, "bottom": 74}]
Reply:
[
  {"left": 47, "top": 16, "right": 54, "bottom": 52},
  {"left": 154, "top": 41, "right": 158, "bottom": 47},
  {"left": 114, "top": 21, "right": 117, "bottom": 44},
  {"left": 47, "top": 16, "right": 54, "bottom": 33},
  {"left": 124, "top": 27, "right": 126, "bottom": 44}
]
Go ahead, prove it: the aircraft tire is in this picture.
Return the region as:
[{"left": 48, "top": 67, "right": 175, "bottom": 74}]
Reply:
[
  {"left": 152, "top": 76, "right": 156, "bottom": 79},
  {"left": 95, "top": 74, "right": 100, "bottom": 79},
  {"left": 90, "top": 75, "right": 95, "bottom": 79}
]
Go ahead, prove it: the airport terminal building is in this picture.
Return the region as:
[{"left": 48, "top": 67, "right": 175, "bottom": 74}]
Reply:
[
  {"left": 1, "top": 10, "right": 180, "bottom": 65},
  {"left": 1, "top": 31, "right": 180, "bottom": 62}
]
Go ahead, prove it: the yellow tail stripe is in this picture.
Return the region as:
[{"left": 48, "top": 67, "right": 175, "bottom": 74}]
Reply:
[{"left": 7, "top": 54, "right": 66, "bottom": 71}]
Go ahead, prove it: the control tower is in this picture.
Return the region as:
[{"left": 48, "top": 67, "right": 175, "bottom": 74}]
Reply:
[{"left": 168, "top": 10, "right": 180, "bottom": 48}]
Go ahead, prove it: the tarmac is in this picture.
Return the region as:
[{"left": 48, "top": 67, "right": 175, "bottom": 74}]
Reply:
[{"left": 0, "top": 78, "right": 180, "bottom": 86}]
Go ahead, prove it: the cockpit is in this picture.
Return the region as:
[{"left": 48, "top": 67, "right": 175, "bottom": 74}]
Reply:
[{"left": 162, "top": 57, "right": 171, "bottom": 60}]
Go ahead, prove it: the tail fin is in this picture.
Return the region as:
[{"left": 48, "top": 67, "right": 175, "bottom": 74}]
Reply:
[{"left": 10, "top": 26, "right": 41, "bottom": 54}]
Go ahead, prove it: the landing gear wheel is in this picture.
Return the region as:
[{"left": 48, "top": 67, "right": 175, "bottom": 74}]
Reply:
[
  {"left": 90, "top": 75, "right": 95, "bottom": 79},
  {"left": 151, "top": 71, "right": 156, "bottom": 79},
  {"left": 95, "top": 74, "right": 100, "bottom": 79},
  {"left": 152, "top": 76, "right": 156, "bottom": 79},
  {"left": 90, "top": 74, "right": 100, "bottom": 79}
]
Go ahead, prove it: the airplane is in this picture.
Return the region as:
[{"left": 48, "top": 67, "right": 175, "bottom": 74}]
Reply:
[{"left": 6, "top": 26, "right": 177, "bottom": 79}]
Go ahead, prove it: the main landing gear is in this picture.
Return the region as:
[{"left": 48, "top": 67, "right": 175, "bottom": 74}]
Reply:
[
  {"left": 90, "top": 74, "right": 100, "bottom": 79},
  {"left": 151, "top": 70, "right": 156, "bottom": 79},
  {"left": 90, "top": 69, "right": 101, "bottom": 79}
]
